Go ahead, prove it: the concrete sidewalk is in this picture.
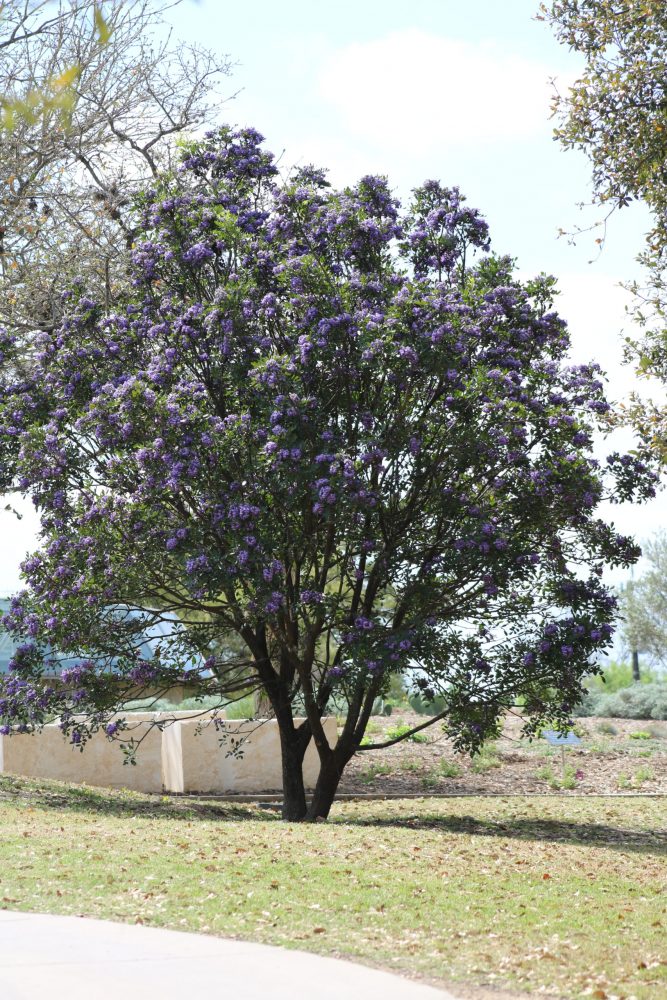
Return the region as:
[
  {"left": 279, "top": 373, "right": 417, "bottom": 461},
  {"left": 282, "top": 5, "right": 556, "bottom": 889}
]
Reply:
[{"left": 0, "top": 910, "right": 456, "bottom": 1000}]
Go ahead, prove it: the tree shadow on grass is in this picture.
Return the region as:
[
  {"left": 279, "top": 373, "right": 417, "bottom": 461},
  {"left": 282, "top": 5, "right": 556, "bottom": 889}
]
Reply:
[
  {"left": 0, "top": 774, "right": 265, "bottom": 823},
  {"left": 2, "top": 775, "right": 665, "bottom": 857},
  {"left": 341, "top": 811, "right": 667, "bottom": 857}
]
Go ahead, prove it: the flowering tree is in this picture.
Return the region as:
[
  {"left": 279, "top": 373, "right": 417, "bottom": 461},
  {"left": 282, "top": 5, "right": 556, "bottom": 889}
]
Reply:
[{"left": 0, "top": 127, "right": 655, "bottom": 820}]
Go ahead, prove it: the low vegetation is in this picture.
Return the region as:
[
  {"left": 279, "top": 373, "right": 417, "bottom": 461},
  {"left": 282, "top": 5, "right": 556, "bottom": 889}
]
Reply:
[
  {"left": 0, "top": 777, "right": 664, "bottom": 998},
  {"left": 574, "top": 682, "right": 667, "bottom": 720}
]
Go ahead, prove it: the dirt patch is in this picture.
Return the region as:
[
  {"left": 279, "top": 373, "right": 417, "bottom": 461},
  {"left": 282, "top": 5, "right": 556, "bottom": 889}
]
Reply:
[{"left": 337, "top": 711, "right": 667, "bottom": 797}]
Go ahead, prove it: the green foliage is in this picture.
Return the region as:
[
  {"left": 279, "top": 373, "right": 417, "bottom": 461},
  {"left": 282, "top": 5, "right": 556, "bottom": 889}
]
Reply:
[
  {"left": 438, "top": 759, "right": 463, "bottom": 778},
  {"left": 573, "top": 682, "right": 667, "bottom": 720},
  {"left": 408, "top": 693, "right": 447, "bottom": 716},
  {"left": 536, "top": 762, "right": 578, "bottom": 790},
  {"left": 596, "top": 720, "right": 618, "bottom": 735},
  {"left": 358, "top": 762, "right": 391, "bottom": 784},
  {"left": 385, "top": 721, "right": 429, "bottom": 744},
  {"left": 540, "top": 2, "right": 667, "bottom": 465},
  {"left": 386, "top": 673, "right": 410, "bottom": 706},
  {"left": 586, "top": 659, "right": 661, "bottom": 692},
  {"left": 618, "top": 534, "right": 667, "bottom": 666},
  {"left": 220, "top": 696, "right": 256, "bottom": 720},
  {"left": 470, "top": 742, "right": 501, "bottom": 773},
  {"left": 629, "top": 730, "right": 653, "bottom": 740}
]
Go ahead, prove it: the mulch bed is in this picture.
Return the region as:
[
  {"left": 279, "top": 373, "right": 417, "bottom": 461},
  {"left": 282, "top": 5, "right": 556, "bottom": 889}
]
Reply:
[{"left": 337, "top": 710, "right": 667, "bottom": 796}]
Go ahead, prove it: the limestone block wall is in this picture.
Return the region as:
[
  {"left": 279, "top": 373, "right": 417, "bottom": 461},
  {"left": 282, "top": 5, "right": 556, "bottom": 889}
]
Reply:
[
  {"left": 164, "top": 716, "right": 339, "bottom": 793},
  {"left": 0, "top": 712, "right": 338, "bottom": 795},
  {"left": 0, "top": 714, "right": 164, "bottom": 793}
]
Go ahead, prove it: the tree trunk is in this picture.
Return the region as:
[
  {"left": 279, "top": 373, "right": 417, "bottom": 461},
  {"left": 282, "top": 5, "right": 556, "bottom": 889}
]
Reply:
[
  {"left": 632, "top": 649, "right": 640, "bottom": 682},
  {"left": 277, "top": 723, "right": 308, "bottom": 821},
  {"left": 305, "top": 757, "right": 346, "bottom": 821},
  {"left": 254, "top": 689, "right": 273, "bottom": 717}
]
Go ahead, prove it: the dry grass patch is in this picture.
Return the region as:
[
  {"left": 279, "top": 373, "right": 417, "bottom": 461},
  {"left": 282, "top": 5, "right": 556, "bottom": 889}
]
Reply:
[{"left": 0, "top": 775, "right": 665, "bottom": 998}]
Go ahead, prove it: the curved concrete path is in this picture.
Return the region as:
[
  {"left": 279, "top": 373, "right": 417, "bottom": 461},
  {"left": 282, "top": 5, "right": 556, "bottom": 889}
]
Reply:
[{"left": 0, "top": 910, "right": 456, "bottom": 1000}]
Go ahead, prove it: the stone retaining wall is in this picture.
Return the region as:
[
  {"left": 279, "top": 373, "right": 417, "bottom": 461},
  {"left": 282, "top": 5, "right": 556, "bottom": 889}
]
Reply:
[{"left": 0, "top": 713, "right": 338, "bottom": 794}]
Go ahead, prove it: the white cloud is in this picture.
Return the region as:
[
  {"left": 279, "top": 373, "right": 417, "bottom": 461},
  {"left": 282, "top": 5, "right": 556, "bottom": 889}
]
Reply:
[{"left": 318, "top": 29, "right": 564, "bottom": 152}]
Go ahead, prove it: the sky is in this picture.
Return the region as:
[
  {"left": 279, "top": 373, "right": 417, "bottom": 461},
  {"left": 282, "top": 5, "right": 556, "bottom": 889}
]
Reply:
[{"left": 0, "top": 0, "right": 664, "bottom": 596}]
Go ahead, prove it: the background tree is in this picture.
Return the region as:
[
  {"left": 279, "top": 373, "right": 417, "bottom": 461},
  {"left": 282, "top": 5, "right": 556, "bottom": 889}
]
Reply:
[
  {"left": 0, "top": 127, "right": 655, "bottom": 821},
  {"left": 619, "top": 532, "right": 667, "bottom": 671},
  {"left": 539, "top": 1, "right": 667, "bottom": 462},
  {"left": 0, "top": 0, "right": 232, "bottom": 344}
]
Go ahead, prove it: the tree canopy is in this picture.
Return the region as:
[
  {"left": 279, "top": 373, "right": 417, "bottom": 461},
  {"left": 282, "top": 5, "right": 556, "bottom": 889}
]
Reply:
[
  {"left": 0, "top": 0, "right": 232, "bottom": 342},
  {"left": 0, "top": 127, "right": 655, "bottom": 820},
  {"left": 620, "top": 532, "right": 667, "bottom": 668},
  {"left": 540, "top": 0, "right": 667, "bottom": 462}
]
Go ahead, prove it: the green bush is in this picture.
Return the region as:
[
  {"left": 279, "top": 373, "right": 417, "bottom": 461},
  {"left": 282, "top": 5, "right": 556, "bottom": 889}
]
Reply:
[
  {"left": 535, "top": 762, "right": 578, "bottom": 790},
  {"left": 408, "top": 693, "right": 447, "bottom": 716},
  {"left": 121, "top": 697, "right": 175, "bottom": 712},
  {"left": 470, "top": 742, "right": 501, "bottom": 773},
  {"left": 439, "top": 759, "right": 463, "bottom": 778},
  {"left": 585, "top": 660, "right": 662, "bottom": 693},
  {"left": 596, "top": 720, "right": 618, "bottom": 735},
  {"left": 179, "top": 694, "right": 232, "bottom": 712},
  {"left": 385, "top": 721, "right": 429, "bottom": 743},
  {"left": 572, "top": 683, "right": 667, "bottom": 720},
  {"left": 221, "top": 695, "right": 257, "bottom": 719},
  {"left": 359, "top": 763, "right": 391, "bottom": 784}
]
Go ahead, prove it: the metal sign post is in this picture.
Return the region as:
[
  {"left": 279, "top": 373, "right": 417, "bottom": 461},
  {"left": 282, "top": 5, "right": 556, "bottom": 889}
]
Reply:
[{"left": 542, "top": 730, "right": 582, "bottom": 782}]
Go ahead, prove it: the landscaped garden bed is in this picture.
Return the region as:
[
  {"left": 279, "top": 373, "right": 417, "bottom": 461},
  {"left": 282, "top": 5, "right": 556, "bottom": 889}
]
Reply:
[{"left": 338, "top": 711, "right": 667, "bottom": 797}]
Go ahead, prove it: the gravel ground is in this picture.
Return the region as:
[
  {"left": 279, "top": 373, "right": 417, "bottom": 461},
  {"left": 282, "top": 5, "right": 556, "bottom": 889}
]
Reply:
[{"left": 337, "top": 711, "right": 667, "bottom": 796}]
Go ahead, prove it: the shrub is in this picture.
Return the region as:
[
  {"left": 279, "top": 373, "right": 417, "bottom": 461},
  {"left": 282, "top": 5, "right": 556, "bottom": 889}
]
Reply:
[
  {"left": 596, "top": 720, "right": 618, "bottom": 735},
  {"left": 536, "top": 762, "right": 578, "bottom": 789},
  {"left": 439, "top": 759, "right": 463, "bottom": 778},
  {"left": 572, "top": 683, "right": 667, "bottom": 720},
  {"left": 385, "top": 721, "right": 429, "bottom": 743},
  {"left": 222, "top": 695, "right": 257, "bottom": 720},
  {"left": 585, "top": 660, "right": 662, "bottom": 693},
  {"left": 471, "top": 742, "right": 501, "bottom": 773},
  {"left": 359, "top": 763, "right": 391, "bottom": 784},
  {"left": 408, "top": 694, "right": 448, "bottom": 717}
]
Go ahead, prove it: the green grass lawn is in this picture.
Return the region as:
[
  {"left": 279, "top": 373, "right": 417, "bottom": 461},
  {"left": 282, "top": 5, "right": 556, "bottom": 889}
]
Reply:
[{"left": 0, "top": 776, "right": 665, "bottom": 998}]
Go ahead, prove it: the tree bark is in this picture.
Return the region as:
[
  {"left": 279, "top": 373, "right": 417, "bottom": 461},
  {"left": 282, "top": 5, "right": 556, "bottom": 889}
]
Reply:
[
  {"left": 305, "top": 759, "right": 344, "bottom": 821},
  {"left": 632, "top": 648, "right": 640, "bottom": 682},
  {"left": 279, "top": 730, "right": 308, "bottom": 820}
]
